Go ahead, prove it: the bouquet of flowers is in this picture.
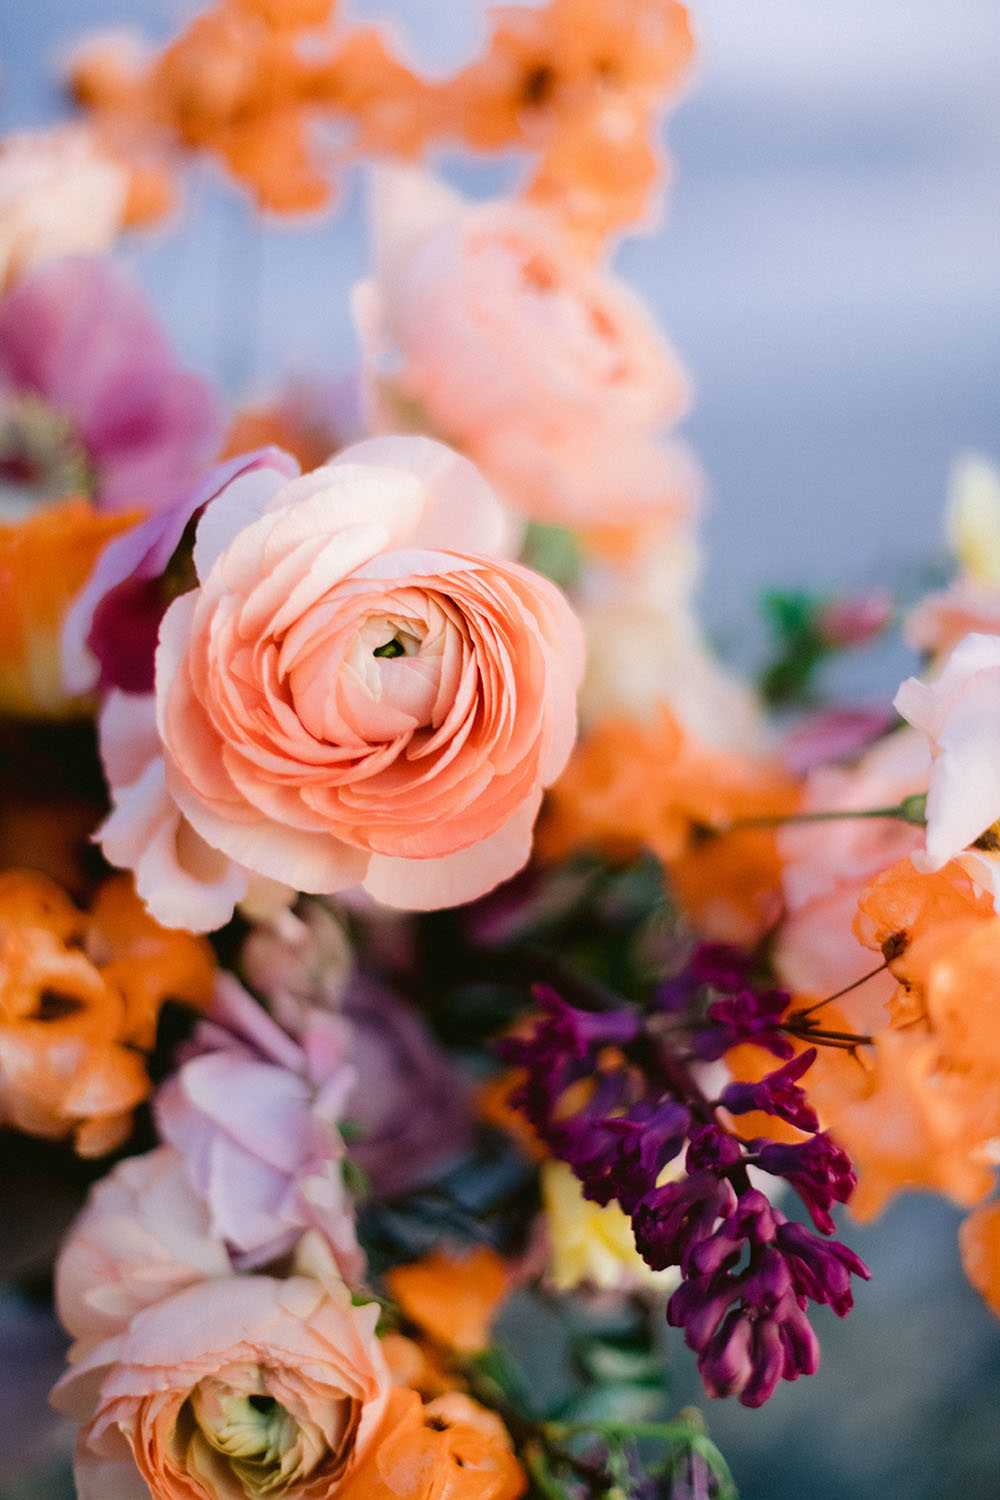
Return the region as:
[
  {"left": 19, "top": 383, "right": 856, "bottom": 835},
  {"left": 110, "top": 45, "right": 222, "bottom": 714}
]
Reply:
[{"left": 1, "top": 3, "right": 997, "bottom": 1497}]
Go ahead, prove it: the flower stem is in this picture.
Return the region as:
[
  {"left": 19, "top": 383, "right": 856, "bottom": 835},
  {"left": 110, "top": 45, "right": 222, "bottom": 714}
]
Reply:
[{"left": 708, "top": 793, "right": 926, "bottom": 836}]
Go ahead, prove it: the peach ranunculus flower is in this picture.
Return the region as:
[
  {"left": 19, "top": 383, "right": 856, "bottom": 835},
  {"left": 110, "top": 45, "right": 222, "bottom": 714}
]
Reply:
[
  {"left": 99, "top": 436, "right": 584, "bottom": 929},
  {"left": 894, "top": 631, "right": 1000, "bottom": 903},
  {"left": 0, "top": 125, "right": 128, "bottom": 294},
  {"left": 53, "top": 1232, "right": 390, "bottom": 1500},
  {"left": 354, "top": 169, "right": 695, "bottom": 535}
]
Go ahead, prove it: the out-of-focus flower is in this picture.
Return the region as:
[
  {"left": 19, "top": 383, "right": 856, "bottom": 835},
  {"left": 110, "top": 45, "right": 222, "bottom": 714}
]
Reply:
[
  {"left": 101, "top": 435, "right": 583, "bottom": 928},
  {"left": 542, "top": 1159, "right": 679, "bottom": 1293},
  {"left": 894, "top": 632, "right": 1000, "bottom": 900},
  {"left": 242, "top": 901, "right": 355, "bottom": 1012},
  {"left": 385, "top": 1246, "right": 509, "bottom": 1355},
  {"left": 355, "top": 169, "right": 694, "bottom": 534},
  {"left": 959, "top": 1198, "right": 1000, "bottom": 1318},
  {"left": 53, "top": 1232, "right": 390, "bottom": 1500},
  {"left": 839, "top": 858, "right": 1000, "bottom": 1214},
  {"left": 69, "top": 5, "right": 438, "bottom": 217},
  {"left": 945, "top": 451, "right": 1000, "bottom": 586},
  {"left": 775, "top": 726, "right": 928, "bottom": 1000},
  {"left": 0, "top": 497, "right": 137, "bottom": 717},
  {"left": 574, "top": 527, "right": 759, "bottom": 749},
  {"left": 338, "top": 1385, "right": 526, "bottom": 1500},
  {"left": 0, "top": 257, "right": 222, "bottom": 517},
  {"left": 222, "top": 372, "right": 364, "bottom": 475},
  {"left": 0, "top": 125, "right": 128, "bottom": 294},
  {"left": 240, "top": 902, "right": 474, "bottom": 1197},
  {"left": 55, "top": 1145, "right": 231, "bottom": 1353},
  {"left": 540, "top": 707, "right": 798, "bottom": 945},
  {"left": 0, "top": 870, "right": 213, "bottom": 1155},
  {"left": 339, "top": 976, "right": 475, "bottom": 1198},
  {"left": 905, "top": 456, "right": 1000, "bottom": 660},
  {"left": 157, "top": 974, "right": 363, "bottom": 1277},
  {"left": 437, "top": 0, "right": 694, "bottom": 246},
  {"left": 813, "top": 589, "right": 893, "bottom": 650}
]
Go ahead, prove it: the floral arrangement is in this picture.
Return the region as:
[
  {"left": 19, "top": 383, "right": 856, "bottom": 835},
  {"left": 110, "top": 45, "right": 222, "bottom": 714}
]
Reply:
[{"left": 1, "top": 3, "right": 998, "bottom": 1497}]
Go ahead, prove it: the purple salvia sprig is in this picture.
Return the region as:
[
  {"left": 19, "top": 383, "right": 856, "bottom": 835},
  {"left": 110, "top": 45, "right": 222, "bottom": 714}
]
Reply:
[{"left": 500, "top": 967, "right": 871, "bottom": 1407}]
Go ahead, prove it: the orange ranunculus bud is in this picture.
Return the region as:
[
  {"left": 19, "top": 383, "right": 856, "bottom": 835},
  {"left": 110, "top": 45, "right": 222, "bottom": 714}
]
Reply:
[{"left": 0, "top": 870, "right": 214, "bottom": 1155}]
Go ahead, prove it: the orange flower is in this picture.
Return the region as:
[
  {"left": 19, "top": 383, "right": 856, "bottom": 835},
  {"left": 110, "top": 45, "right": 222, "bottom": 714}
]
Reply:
[
  {"left": 384, "top": 1246, "right": 509, "bottom": 1356},
  {"left": 744, "top": 859, "right": 1000, "bottom": 1220},
  {"left": 379, "top": 1334, "right": 459, "bottom": 1400},
  {"left": 0, "top": 498, "right": 138, "bottom": 718},
  {"left": 541, "top": 707, "right": 799, "bottom": 943},
  {"left": 0, "top": 870, "right": 214, "bottom": 1155},
  {"left": 339, "top": 1386, "right": 526, "bottom": 1500},
  {"left": 439, "top": 0, "right": 694, "bottom": 246},
  {"left": 959, "top": 1198, "right": 1000, "bottom": 1319},
  {"left": 71, "top": 0, "right": 694, "bottom": 245},
  {"left": 855, "top": 858, "right": 1000, "bottom": 1068}
]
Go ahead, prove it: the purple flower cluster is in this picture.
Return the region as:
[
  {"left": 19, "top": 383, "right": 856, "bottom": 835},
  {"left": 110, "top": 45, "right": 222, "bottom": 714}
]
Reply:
[{"left": 500, "top": 967, "right": 870, "bottom": 1407}]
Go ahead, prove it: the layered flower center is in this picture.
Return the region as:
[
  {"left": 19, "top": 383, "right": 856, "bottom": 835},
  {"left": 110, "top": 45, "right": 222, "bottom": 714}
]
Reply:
[
  {"left": 0, "top": 392, "right": 95, "bottom": 517},
  {"left": 183, "top": 1370, "right": 348, "bottom": 1498},
  {"left": 283, "top": 591, "right": 460, "bottom": 747}
]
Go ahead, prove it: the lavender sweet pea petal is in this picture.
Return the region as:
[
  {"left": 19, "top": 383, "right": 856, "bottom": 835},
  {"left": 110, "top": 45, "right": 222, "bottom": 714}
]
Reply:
[{"left": 63, "top": 446, "right": 299, "bottom": 694}]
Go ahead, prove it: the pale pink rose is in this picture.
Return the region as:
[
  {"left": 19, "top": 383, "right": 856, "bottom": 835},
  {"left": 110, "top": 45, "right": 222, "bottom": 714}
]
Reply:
[
  {"left": 52, "top": 1235, "right": 389, "bottom": 1500},
  {"left": 0, "top": 126, "right": 127, "bottom": 294},
  {"left": 55, "top": 1146, "right": 232, "bottom": 1354},
  {"left": 354, "top": 168, "right": 693, "bottom": 529},
  {"left": 156, "top": 975, "right": 363, "bottom": 1277},
  {"left": 104, "top": 435, "right": 583, "bottom": 929},
  {"left": 894, "top": 632, "right": 1000, "bottom": 897},
  {"left": 775, "top": 727, "right": 929, "bottom": 1006}
]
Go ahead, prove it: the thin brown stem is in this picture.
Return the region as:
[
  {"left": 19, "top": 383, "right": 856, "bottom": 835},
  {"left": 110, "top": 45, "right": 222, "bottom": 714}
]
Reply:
[{"left": 790, "top": 962, "right": 889, "bottom": 1021}]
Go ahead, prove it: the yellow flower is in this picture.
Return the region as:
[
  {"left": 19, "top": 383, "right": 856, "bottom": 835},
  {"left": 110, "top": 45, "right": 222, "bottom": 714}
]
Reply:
[
  {"left": 945, "top": 451, "right": 1000, "bottom": 586},
  {"left": 542, "top": 1160, "right": 679, "bottom": 1294}
]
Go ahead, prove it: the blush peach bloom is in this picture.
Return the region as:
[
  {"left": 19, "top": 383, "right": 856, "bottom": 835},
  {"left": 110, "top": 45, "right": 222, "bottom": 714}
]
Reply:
[
  {"left": 55, "top": 1145, "right": 232, "bottom": 1355},
  {"left": 53, "top": 1233, "right": 389, "bottom": 1500},
  {"left": 103, "top": 436, "right": 583, "bottom": 929},
  {"left": 354, "top": 169, "right": 696, "bottom": 531},
  {"left": 894, "top": 632, "right": 1000, "bottom": 904},
  {"left": 0, "top": 125, "right": 127, "bottom": 294}
]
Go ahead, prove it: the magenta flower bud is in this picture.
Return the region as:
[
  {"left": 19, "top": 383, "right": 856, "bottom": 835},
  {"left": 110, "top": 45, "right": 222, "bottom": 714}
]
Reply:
[
  {"left": 634, "top": 1172, "right": 738, "bottom": 1273},
  {"left": 776, "top": 1220, "right": 871, "bottom": 1316},
  {"left": 718, "top": 1049, "right": 819, "bottom": 1133},
  {"left": 751, "top": 1133, "right": 856, "bottom": 1235}
]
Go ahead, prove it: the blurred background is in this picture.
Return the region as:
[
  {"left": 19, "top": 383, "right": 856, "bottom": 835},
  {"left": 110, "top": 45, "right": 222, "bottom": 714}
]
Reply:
[{"left": 2, "top": 2, "right": 1000, "bottom": 1497}]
